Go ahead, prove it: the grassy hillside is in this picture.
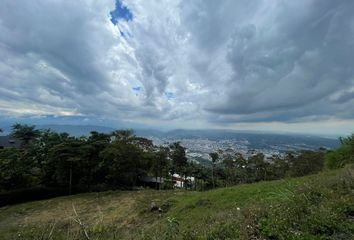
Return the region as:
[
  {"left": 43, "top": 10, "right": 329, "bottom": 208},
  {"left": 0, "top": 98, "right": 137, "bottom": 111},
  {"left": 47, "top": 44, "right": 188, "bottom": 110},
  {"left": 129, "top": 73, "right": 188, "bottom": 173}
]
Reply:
[{"left": 0, "top": 166, "right": 353, "bottom": 240}]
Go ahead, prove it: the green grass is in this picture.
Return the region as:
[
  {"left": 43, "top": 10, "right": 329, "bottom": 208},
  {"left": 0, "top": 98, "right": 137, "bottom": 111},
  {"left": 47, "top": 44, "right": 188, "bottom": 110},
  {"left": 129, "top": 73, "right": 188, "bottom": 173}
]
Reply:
[{"left": 0, "top": 166, "right": 353, "bottom": 240}]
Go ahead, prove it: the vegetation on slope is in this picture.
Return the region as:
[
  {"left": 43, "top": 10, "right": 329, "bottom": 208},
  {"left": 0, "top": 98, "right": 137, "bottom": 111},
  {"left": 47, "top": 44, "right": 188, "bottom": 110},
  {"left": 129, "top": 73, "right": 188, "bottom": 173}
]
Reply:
[
  {"left": 1, "top": 124, "right": 330, "bottom": 205},
  {"left": 326, "top": 134, "right": 354, "bottom": 169},
  {"left": 1, "top": 125, "right": 353, "bottom": 239},
  {"left": 0, "top": 165, "right": 353, "bottom": 240}
]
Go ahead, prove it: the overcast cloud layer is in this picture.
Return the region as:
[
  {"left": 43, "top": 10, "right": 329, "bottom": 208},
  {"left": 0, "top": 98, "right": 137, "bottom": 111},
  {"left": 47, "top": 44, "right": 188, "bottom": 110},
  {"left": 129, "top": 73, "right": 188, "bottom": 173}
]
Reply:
[{"left": 0, "top": 0, "right": 354, "bottom": 134}]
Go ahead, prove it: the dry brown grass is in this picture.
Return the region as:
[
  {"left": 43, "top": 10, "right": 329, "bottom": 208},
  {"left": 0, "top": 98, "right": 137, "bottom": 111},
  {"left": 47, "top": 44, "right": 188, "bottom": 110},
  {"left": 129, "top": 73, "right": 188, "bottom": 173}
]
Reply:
[{"left": 0, "top": 190, "right": 191, "bottom": 239}]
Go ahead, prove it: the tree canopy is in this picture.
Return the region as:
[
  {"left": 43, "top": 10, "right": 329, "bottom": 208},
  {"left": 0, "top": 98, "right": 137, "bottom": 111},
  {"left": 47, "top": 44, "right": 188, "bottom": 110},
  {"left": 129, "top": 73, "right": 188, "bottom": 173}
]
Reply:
[{"left": 0, "top": 123, "right": 346, "bottom": 201}]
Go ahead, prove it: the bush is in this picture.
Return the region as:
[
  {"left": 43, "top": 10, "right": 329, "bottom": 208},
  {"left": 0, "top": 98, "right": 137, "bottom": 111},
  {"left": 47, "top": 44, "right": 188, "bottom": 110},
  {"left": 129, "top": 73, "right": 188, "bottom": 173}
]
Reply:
[
  {"left": 254, "top": 171, "right": 354, "bottom": 240},
  {"left": 325, "top": 133, "right": 354, "bottom": 170},
  {"left": 325, "top": 146, "right": 353, "bottom": 169}
]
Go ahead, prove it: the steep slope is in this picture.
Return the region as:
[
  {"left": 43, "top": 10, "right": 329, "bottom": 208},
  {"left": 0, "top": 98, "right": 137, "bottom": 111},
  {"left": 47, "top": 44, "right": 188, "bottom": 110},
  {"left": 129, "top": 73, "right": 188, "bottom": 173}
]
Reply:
[{"left": 0, "top": 166, "right": 353, "bottom": 239}]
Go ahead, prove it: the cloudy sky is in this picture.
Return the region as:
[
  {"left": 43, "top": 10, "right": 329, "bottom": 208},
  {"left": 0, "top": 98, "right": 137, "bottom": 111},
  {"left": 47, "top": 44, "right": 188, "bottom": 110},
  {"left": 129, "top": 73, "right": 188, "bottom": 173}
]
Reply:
[{"left": 1, "top": 0, "right": 354, "bottom": 135}]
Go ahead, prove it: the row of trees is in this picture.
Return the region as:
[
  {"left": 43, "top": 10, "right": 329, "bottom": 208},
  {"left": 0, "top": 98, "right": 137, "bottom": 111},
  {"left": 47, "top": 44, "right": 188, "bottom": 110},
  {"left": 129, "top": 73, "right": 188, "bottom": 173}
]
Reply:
[
  {"left": 209, "top": 133, "right": 354, "bottom": 187},
  {"left": 0, "top": 125, "right": 191, "bottom": 193},
  {"left": 1, "top": 124, "right": 351, "bottom": 195},
  {"left": 209, "top": 150, "right": 325, "bottom": 188}
]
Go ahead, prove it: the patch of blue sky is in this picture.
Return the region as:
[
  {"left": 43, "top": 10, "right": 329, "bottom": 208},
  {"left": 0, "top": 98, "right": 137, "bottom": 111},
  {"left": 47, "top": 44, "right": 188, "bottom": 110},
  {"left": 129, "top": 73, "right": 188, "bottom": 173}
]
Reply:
[
  {"left": 110, "top": 0, "right": 133, "bottom": 25},
  {"left": 132, "top": 86, "right": 143, "bottom": 95},
  {"left": 165, "top": 91, "right": 175, "bottom": 100}
]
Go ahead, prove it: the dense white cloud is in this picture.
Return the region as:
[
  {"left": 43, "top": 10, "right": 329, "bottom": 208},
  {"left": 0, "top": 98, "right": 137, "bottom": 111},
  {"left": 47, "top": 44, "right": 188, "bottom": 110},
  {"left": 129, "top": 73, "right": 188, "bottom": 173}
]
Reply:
[{"left": 0, "top": 0, "right": 354, "bottom": 133}]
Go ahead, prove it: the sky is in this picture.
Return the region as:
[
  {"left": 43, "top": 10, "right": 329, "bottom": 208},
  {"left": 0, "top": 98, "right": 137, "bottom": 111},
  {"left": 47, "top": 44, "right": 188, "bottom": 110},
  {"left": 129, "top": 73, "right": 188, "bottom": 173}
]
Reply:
[{"left": 0, "top": 0, "right": 354, "bottom": 136}]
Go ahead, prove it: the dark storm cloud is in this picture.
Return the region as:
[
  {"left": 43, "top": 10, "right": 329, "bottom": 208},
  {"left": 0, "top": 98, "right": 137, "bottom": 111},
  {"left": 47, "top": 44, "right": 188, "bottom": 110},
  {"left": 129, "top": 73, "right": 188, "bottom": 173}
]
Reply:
[
  {"left": 204, "top": 0, "right": 354, "bottom": 122},
  {"left": 0, "top": 1, "right": 114, "bottom": 94},
  {"left": 0, "top": 0, "right": 353, "bottom": 131}
]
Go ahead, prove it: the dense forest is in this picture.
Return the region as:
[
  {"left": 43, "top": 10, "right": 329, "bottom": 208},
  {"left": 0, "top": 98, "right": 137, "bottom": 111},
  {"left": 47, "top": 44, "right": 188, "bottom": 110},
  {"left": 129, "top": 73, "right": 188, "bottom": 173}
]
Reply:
[{"left": 0, "top": 124, "right": 353, "bottom": 204}]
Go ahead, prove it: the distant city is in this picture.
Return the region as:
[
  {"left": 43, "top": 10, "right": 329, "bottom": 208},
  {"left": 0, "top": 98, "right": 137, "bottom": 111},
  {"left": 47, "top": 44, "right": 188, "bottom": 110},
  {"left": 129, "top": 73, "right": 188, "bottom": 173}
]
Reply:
[
  {"left": 0, "top": 124, "right": 340, "bottom": 165},
  {"left": 136, "top": 129, "right": 340, "bottom": 165}
]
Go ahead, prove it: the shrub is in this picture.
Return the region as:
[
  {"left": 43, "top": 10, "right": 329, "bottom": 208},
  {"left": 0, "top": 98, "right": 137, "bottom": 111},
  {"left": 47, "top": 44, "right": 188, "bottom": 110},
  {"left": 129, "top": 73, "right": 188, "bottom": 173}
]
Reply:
[
  {"left": 163, "top": 217, "right": 180, "bottom": 240},
  {"left": 325, "top": 133, "right": 354, "bottom": 169},
  {"left": 325, "top": 146, "right": 353, "bottom": 169}
]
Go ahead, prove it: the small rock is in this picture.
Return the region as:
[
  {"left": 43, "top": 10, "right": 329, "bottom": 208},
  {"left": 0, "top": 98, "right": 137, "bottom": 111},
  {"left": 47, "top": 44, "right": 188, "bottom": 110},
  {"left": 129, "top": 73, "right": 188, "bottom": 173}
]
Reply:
[{"left": 150, "top": 202, "right": 159, "bottom": 212}]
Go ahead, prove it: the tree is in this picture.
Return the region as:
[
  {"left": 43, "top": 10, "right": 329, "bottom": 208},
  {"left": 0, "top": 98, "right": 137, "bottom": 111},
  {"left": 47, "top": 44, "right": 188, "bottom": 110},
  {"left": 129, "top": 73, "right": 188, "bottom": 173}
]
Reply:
[
  {"left": 80, "top": 131, "right": 111, "bottom": 189},
  {"left": 151, "top": 146, "right": 169, "bottom": 189},
  {"left": 209, "top": 152, "right": 219, "bottom": 188},
  {"left": 288, "top": 151, "right": 324, "bottom": 177},
  {"left": 111, "top": 129, "right": 135, "bottom": 143},
  {"left": 48, "top": 139, "right": 84, "bottom": 194},
  {"left": 11, "top": 123, "right": 40, "bottom": 146},
  {"left": 30, "top": 130, "right": 73, "bottom": 187},
  {"left": 195, "top": 165, "right": 210, "bottom": 191},
  {"left": 0, "top": 148, "right": 31, "bottom": 191},
  {"left": 99, "top": 130, "right": 148, "bottom": 188},
  {"left": 170, "top": 142, "right": 188, "bottom": 188},
  {"left": 268, "top": 154, "right": 289, "bottom": 180},
  {"left": 222, "top": 154, "right": 235, "bottom": 186},
  {"left": 247, "top": 153, "right": 267, "bottom": 182},
  {"left": 233, "top": 153, "right": 248, "bottom": 183}
]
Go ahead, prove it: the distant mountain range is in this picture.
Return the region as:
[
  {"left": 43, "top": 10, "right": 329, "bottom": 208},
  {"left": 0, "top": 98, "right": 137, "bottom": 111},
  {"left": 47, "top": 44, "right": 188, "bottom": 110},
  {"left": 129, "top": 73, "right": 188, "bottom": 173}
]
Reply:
[{"left": 0, "top": 124, "right": 340, "bottom": 150}]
